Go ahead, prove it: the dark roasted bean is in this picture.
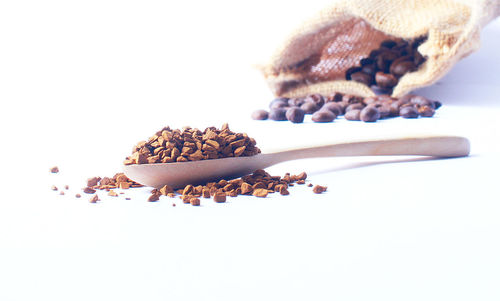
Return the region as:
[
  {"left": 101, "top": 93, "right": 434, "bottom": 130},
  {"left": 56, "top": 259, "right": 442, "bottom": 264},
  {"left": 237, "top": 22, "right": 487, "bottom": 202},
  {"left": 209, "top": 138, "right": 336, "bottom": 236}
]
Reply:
[
  {"left": 390, "top": 60, "right": 416, "bottom": 77},
  {"left": 380, "top": 39, "right": 397, "bottom": 49},
  {"left": 399, "top": 106, "right": 419, "bottom": 118},
  {"left": 410, "top": 95, "right": 435, "bottom": 109},
  {"left": 326, "top": 92, "right": 343, "bottom": 102},
  {"left": 418, "top": 105, "right": 435, "bottom": 117},
  {"left": 361, "top": 64, "right": 377, "bottom": 75},
  {"left": 286, "top": 107, "right": 305, "bottom": 123},
  {"left": 251, "top": 110, "right": 269, "bottom": 120},
  {"left": 345, "top": 66, "right": 362, "bottom": 80},
  {"left": 269, "top": 98, "right": 289, "bottom": 109},
  {"left": 312, "top": 110, "right": 336, "bottom": 123},
  {"left": 321, "top": 102, "right": 343, "bottom": 115},
  {"left": 360, "top": 106, "right": 380, "bottom": 122},
  {"left": 300, "top": 102, "right": 319, "bottom": 114},
  {"left": 375, "top": 72, "right": 398, "bottom": 88},
  {"left": 346, "top": 103, "right": 365, "bottom": 112},
  {"left": 304, "top": 94, "right": 325, "bottom": 107},
  {"left": 288, "top": 97, "right": 305, "bottom": 107},
  {"left": 269, "top": 108, "right": 287, "bottom": 121},
  {"left": 351, "top": 72, "right": 373, "bottom": 86},
  {"left": 344, "top": 109, "right": 361, "bottom": 121}
]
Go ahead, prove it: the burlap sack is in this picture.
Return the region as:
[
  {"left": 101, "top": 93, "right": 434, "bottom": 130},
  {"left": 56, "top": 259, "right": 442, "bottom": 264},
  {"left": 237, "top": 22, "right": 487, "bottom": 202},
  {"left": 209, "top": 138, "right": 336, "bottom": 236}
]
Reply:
[{"left": 262, "top": 0, "right": 500, "bottom": 98}]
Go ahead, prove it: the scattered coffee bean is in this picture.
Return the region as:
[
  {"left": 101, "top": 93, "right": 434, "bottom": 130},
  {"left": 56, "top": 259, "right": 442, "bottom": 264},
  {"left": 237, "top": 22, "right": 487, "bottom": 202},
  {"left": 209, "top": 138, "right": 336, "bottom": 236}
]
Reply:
[
  {"left": 50, "top": 166, "right": 59, "bottom": 173},
  {"left": 300, "top": 102, "right": 319, "bottom": 114},
  {"left": 399, "top": 106, "right": 419, "bottom": 118},
  {"left": 251, "top": 110, "right": 269, "bottom": 120},
  {"left": 312, "top": 110, "right": 336, "bottom": 123},
  {"left": 269, "top": 98, "right": 289, "bottom": 109},
  {"left": 322, "top": 102, "right": 343, "bottom": 115},
  {"left": 288, "top": 97, "right": 305, "bottom": 107},
  {"left": 344, "top": 109, "right": 361, "bottom": 121},
  {"left": 286, "top": 107, "right": 305, "bottom": 123},
  {"left": 269, "top": 108, "right": 288, "bottom": 121},
  {"left": 360, "top": 106, "right": 380, "bottom": 122}
]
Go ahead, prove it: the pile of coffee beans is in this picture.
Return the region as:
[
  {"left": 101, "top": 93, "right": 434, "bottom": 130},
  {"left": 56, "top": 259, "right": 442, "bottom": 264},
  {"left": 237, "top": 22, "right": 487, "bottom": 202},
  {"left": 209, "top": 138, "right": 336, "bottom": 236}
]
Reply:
[
  {"left": 346, "top": 37, "right": 427, "bottom": 94},
  {"left": 252, "top": 93, "right": 440, "bottom": 123},
  {"left": 124, "top": 124, "right": 261, "bottom": 165}
]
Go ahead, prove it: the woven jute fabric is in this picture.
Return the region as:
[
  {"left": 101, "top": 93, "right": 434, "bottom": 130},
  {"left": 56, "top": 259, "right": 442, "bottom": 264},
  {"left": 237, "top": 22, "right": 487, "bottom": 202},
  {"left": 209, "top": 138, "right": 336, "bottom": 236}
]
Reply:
[{"left": 261, "top": 0, "right": 500, "bottom": 98}]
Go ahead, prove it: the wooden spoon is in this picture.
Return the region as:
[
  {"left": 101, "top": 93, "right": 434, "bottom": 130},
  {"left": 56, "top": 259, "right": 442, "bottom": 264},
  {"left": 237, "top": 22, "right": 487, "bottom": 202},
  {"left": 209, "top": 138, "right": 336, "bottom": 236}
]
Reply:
[{"left": 123, "top": 135, "right": 470, "bottom": 188}]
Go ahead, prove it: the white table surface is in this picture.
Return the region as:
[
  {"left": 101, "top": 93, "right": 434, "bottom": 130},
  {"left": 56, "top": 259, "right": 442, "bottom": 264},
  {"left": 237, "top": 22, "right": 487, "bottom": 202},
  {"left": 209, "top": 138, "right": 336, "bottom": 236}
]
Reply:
[{"left": 1, "top": 1, "right": 499, "bottom": 300}]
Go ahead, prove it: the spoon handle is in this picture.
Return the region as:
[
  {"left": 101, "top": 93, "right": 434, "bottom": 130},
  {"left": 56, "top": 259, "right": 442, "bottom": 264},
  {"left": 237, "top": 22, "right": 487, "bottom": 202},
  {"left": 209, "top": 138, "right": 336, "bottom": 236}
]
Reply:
[{"left": 265, "top": 136, "right": 470, "bottom": 165}]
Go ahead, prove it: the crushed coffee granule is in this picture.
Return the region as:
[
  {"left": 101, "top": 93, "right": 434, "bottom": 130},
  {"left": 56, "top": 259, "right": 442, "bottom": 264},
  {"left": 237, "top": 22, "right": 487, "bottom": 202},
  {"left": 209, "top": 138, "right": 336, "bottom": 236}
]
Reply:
[
  {"left": 51, "top": 185, "right": 58, "bottom": 191},
  {"left": 50, "top": 166, "right": 59, "bottom": 173},
  {"left": 108, "top": 191, "right": 118, "bottom": 197},
  {"left": 190, "top": 198, "right": 201, "bottom": 206},
  {"left": 312, "top": 185, "right": 328, "bottom": 194},
  {"left": 83, "top": 187, "right": 96, "bottom": 194},
  {"left": 148, "top": 193, "right": 160, "bottom": 202},
  {"left": 75, "top": 193, "right": 81, "bottom": 198},
  {"left": 123, "top": 124, "right": 261, "bottom": 165},
  {"left": 64, "top": 185, "right": 69, "bottom": 190},
  {"left": 89, "top": 194, "right": 99, "bottom": 203},
  {"left": 59, "top": 191, "right": 65, "bottom": 195}
]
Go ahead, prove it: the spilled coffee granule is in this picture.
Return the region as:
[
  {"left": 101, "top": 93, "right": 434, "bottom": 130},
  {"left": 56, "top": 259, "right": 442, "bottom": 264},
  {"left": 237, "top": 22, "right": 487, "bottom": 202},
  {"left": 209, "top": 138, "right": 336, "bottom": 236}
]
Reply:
[
  {"left": 312, "top": 185, "right": 327, "bottom": 194},
  {"left": 147, "top": 169, "right": 311, "bottom": 206},
  {"left": 84, "top": 173, "right": 143, "bottom": 191},
  {"left": 124, "top": 123, "right": 261, "bottom": 165},
  {"left": 50, "top": 166, "right": 59, "bottom": 173},
  {"left": 253, "top": 93, "right": 440, "bottom": 124},
  {"left": 51, "top": 185, "right": 58, "bottom": 191},
  {"left": 89, "top": 194, "right": 99, "bottom": 203}
]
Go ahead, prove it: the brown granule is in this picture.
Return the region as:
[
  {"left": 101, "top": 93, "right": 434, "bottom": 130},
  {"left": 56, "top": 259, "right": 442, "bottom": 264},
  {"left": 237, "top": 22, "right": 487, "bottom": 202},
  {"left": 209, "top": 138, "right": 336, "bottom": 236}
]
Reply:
[
  {"left": 75, "top": 194, "right": 81, "bottom": 198},
  {"left": 89, "top": 195, "right": 99, "bottom": 203},
  {"left": 108, "top": 191, "right": 118, "bottom": 197},
  {"left": 312, "top": 185, "right": 327, "bottom": 194},
  {"left": 123, "top": 124, "right": 261, "bottom": 165},
  {"left": 50, "top": 166, "right": 59, "bottom": 173},
  {"left": 51, "top": 185, "right": 58, "bottom": 191},
  {"left": 83, "top": 187, "right": 96, "bottom": 194},
  {"left": 190, "top": 198, "right": 201, "bottom": 206}
]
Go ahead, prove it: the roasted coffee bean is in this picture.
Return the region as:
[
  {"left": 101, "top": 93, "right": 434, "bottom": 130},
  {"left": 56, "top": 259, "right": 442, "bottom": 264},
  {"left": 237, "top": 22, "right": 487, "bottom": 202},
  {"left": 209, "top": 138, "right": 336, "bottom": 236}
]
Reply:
[
  {"left": 410, "top": 95, "right": 435, "bottom": 109},
  {"left": 376, "top": 51, "right": 399, "bottom": 71},
  {"left": 375, "top": 72, "right": 398, "bottom": 88},
  {"left": 344, "top": 109, "right": 361, "bottom": 121},
  {"left": 321, "top": 102, "right": 343, "bottom": 115},
  {"left": 390, "top": 60, "right": 416, "bottom": 77},
  {"left": 286, "top": 107, "right": 305, "bottom": 123},
  {"left": 361, "top": 64, "right": 377, "bottom": 75},
  {"left": 418, "top": 105, "right": 435, "bottom": 117},
  {"left": 360, "top": 58, "right": 375, "bottom": 66},
  {"left": 399, "top": 106, "right": 419, "bottom": 118},
  {"left": 269, "top": 108, "right": 287, "bottom": 121},
  {"left": 374, "top": 104, "right": 391, "bottom": 119},
  {"left": 345, "top": 103, "right": 365, "bottom": 112},
  {"left": 370, "top": 85, "right": 393, "bottom": 95},
  {"left": 342, "top": 94, "right": 362, "bottom": 104},
  {"left": 326, "top": 92, "right": 343, "bottom": 103},
  {"left": 351, "top": 72, "right": 373, "bottom": 86},
  {"left": 269, "top": 98, "right": 289, "bottom": 109},
  {"left": 288, "top": 97, "right": 305, "bottom": 107},
  {"left": 363, "top": 96, "right": 377, "bottom": 105},
  {"left": 360, "top": 106, "right": 380, "bottom": 122},
  {"left": 345, "top": 66, "right": 362, "bottom": 80},
  {"left": 300, "top": 102, "right": 319, "bottom": 114},
  {"left": 312, "top": 110, "right": 336, "bottom": 123},
  {"left": 380, "top": 39, "right": 397, "bottom": 49},
  {"left": 251, "top": 110, "right": 269, "bottom": 120},
  {"left": 304, "top": 94, "right": 325, "bottom": 107},
  {"left": 434, "top": 100, "right": 442, "bottom": 109}
]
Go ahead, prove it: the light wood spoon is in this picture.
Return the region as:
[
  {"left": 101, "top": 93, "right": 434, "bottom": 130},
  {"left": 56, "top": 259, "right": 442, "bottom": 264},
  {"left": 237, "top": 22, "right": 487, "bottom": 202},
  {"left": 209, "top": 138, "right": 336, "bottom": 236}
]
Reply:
[{"left": 123, "top": 135, "right": 470, "bottom": 188}]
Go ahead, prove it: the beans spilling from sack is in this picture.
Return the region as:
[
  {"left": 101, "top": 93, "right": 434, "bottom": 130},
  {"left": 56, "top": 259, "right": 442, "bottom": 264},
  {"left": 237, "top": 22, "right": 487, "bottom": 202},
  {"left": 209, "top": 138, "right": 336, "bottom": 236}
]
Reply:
[
  {"left": 252, "top": 93, "right": 441, "bottom": 123},
  {"left": 346, "top": 37, "right": 427, "bottom": 94},
  {"left": 124, "top": 123, "right": 261, "bottom": 165}
]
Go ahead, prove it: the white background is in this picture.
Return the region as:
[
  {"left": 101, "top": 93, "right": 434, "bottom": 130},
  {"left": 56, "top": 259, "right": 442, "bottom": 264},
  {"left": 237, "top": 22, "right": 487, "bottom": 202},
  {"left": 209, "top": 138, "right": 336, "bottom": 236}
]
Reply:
[{"left": 1, "top": 1, "right": 500, "bottom": 300}]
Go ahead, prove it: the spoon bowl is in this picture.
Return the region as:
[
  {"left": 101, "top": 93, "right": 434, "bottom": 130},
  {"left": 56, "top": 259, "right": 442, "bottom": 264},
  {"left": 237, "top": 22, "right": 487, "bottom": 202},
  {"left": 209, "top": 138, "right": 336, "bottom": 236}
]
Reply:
[{"left": 123, "top": 135, "right": 470, "bottom": 188}]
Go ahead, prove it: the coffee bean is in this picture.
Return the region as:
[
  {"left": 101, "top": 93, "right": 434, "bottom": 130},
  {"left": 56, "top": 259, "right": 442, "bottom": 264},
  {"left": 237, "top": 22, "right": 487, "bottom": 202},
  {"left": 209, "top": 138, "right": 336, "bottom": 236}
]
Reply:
[
  {"left": 342, "top": 94, "right": 362, "bottom": 104},
  {"left": 375, "top": 72, "right": 398, "bottom": 88},
  {"left": 269, "top": 108, "right": 287, "bottom": 121},
  {"left": 418, "top": 105, "right": 435, "bottom": 117},
  {"left": 374, "top": 104, "right": 391, "bottom": 119},
  {"left": 251, "top": 110, "right": 268, "bottom": 120},
  {"left": 351, "top": 72, "right": 373, "bottom": 86},
  {"left": 326, "top": 92, "right": 343, "bottom": 103},
  {"left": 286, "top": 107, "right": 305, "bottom": 123},
  {"left": 344, "top": 109, "right": 361, "bottom": 121},
  {"left": 305, "top": 94, "right": 325, "bottom": 107},
  {"left": 399, "top": 106, "right": 419, "bottom": 118},
  {"left": 321, "top": 102, "right": 343, "bottom": 115},
  {"left": 300, "top": 102, "right": 319, "bottom": 114},
  {"left": 390, "top": 60, "right": 416, "bottom": 77},
  {"left": 269, "top": 98, "right": 289, "bottom": 109},
  {"left": 433, "top": 100, "right": 442, "bottom": 109},
  {"left": 370, "top": 85, "right": 393, "bottom": 95},
  {"left": 380, "top": 39, "right": 397, "bottom": 49},
  {"left": 361, "top": 64, "right": 377, "bottom": 75},
  {"left": 288, "top": 97, "right": 305, "bottom": 107},
  {"left": 363, "top": 96, "right": 377, "bottom": 105},
  {"left": 360, "top": 106, "right": 380, "bottom": 122},
  {"left": 410, "top": 95, "right": 435, "bottom": 109},
  {"left": 360, "top": 58, "right": 375, "bottom": 66},
  {"left": 345, "top": 103, "right": 365, "bottom": 112},
  {"left": 312, "top": 110, "right": 336, "bottom": 123},
  {"left": 345, "top": 66, "right": 362, "bottom": 80}
]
